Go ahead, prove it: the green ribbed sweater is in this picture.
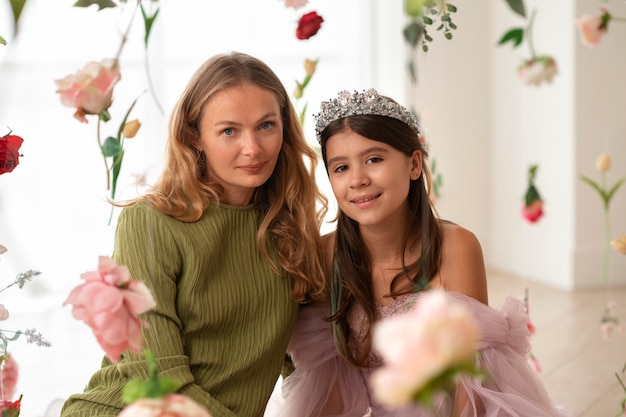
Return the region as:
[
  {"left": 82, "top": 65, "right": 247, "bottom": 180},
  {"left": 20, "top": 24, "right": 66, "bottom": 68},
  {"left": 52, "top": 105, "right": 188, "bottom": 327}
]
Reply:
[{"left": 61, "top": 201, "right": 298, "bottom": 417}]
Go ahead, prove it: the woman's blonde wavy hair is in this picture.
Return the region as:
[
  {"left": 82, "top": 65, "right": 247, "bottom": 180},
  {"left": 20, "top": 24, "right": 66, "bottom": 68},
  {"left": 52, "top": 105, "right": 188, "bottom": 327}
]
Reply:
[{"left": 118, "top": 52, "right": 328, "bottom": 302}]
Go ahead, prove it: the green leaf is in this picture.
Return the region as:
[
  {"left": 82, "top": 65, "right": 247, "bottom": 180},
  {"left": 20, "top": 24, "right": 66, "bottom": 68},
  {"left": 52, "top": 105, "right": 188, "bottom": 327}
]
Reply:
[
  {"left": 524, "top": 184, "right": 541, "bottom": 206},
  {"left": 606, "top": 177, "right": 626, "bottom": 205},
  {"left": 111, "top": 150, "right": 124, "bottom": 200},
  {"left": 422, "top": 15, "right": 434, "bottom": 25},
  {"left": 403, "top": 21, "right": 424, "bottom": 48},
  {"left": 122, "top": 350, "right": 180, "bottom": 404},
  {"left": 504, "top": 0, "right": 526, "bottom": 18},
  {"left": 447, "top": 4, "right": 458, "bottom": 13},
  {"left": 0, "top": 35, "right": 6, "bottom": 46},
  {"left": 497, "top": 27, "right": 524, "bottom": 48},
  {"left": 9, "top": 0, "right": 28, "bottom": 36},
  {"left": 141, "top": 4, "right": 160, "bottom": 48},
  {"left": 580, "top": 175, "right": 608, "bottom": 204},
  {"left": 73, "top": 0, "right": 117, "bottom": 10},
  {"left": 102, "top": 137, "right": 122, "bottom": 157}
]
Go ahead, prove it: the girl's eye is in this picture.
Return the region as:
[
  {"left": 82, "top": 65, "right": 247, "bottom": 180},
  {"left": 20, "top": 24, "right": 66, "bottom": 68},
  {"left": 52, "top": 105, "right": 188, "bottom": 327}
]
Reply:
[
  {"left": 223, "top": 128, "right": 235, "bottom": 136},
  {"left": 333, "top": 164, "right": 348, "bottom": 173},
  {"left": 366, "top": 157, "right": 383, "bottom": 164}
]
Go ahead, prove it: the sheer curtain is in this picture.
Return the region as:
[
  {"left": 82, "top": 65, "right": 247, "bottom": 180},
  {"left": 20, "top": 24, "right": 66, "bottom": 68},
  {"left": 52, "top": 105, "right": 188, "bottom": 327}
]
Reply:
[{"left": 0, "top": 1, "right": 404, "bottom": 415}]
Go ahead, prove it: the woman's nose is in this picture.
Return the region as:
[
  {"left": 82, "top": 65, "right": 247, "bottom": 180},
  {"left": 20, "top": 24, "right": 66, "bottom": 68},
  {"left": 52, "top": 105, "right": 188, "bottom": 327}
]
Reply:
[{"left": 241, "top": 131, "right": 262, "bottom": 156}]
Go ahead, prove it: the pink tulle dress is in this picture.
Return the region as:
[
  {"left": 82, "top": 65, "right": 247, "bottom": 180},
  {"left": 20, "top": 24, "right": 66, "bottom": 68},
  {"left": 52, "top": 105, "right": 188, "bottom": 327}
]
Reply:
[{"left": 273, "top": 291, "right": 572, "bottom": 417}]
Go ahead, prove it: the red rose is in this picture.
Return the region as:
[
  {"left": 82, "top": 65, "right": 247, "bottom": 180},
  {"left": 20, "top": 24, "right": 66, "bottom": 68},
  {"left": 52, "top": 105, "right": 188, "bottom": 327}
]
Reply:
[
  {"left": 0, "top": 395, "right": 21, "bottom": 417},
  {"left": 0, "top": 135, "right": 24, "bottom": 175},
  {"left": 296, "top": 11, "right": 324, "bottom": 40}
]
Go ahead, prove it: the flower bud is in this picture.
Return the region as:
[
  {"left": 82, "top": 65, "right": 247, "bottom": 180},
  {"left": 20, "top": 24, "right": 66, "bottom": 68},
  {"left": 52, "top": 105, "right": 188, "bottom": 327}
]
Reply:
[
  {"left": 611, "top": 232, "right": 626, "bottom": 255},
  {"left": 304, "top": 59, "right": 317, "bottom": 76},
  {"left": 293, "top": 85, "right": 303, "bottom": 99},
  {"left": 595, "top": 153, "right": 611, "bottom": 172},
  {"left": 122, "top": 119, "right": 142, "bottom": 138}
]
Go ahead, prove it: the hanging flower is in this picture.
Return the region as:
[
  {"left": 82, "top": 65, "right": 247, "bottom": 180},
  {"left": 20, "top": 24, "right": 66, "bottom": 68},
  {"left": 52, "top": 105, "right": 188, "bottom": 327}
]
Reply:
[
  {"left": 522, "top": 164, "right": 544, "bottom": 223},
  {"left": 284, "top": 0, "right": 308, "bottom": 10},
  {"left": 369, "top": 290, "right": 481, "bottom": 409},
  {"left": 63, "top": 256, "right": 156, "bottom": 363},
  {"left": 517, "top": 56, "right": 558, "bottom": 86},
  {"left": 0, "top": 133, "right": 24, "bottom": 175},
  {"left": 576, "top": 8, "right": 612, "bottom": 47},
  {"left": 611, "top": 232, "right": 626, "bottom": 255},
  {"left": 55, "top": 58, "right": 121, "bottom": 123},
  {"left": 295, "top": 11, "right": 324, "bottom": 40}
]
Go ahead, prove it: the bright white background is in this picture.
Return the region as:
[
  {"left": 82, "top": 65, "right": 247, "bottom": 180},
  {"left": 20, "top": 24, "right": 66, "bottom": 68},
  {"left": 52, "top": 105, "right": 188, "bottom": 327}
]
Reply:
[{"left": 1, "top": 1, "right": 625, "bottom": 416}]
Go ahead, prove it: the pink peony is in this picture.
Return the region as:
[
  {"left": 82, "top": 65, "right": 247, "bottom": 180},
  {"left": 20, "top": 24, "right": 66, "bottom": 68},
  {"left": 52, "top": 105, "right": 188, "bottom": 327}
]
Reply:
[
  {"left": 118, "top": 394, "right": 213, "bottom": 417},
  {"left": 576, "top": 10, "right": 611, "bottom": 47},
  {"left": 55, "top": 58, "right": 121, "bottom": 123},
  {"left": 63, "top": 256, "right": 156, "bottom": 362},
  {"left": 370, "top": 290, "right": 479, "bottom": 407},
  {"left": 0, "top": 354, "right": 18, "bottom": 401},
  {"left": 522, "top": 199, "right": 544, "bottom": 223}
]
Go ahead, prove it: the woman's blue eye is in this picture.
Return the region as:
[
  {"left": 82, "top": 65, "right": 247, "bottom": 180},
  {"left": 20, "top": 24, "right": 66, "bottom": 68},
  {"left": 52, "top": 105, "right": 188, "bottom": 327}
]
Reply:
[
  {"left": 223, "top": 128, "right": 234, "bottom": 136},
  {"left": 260, "top": 122, "right": 273, "bottom": 130}
]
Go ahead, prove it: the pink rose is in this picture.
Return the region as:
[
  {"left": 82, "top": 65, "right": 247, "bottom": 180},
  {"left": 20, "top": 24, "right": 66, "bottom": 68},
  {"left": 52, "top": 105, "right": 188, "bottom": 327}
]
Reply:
[
  {"left": 576, "top": 10, "right": 611, "bottom": 47},
  {"left": 55, "top": 59, "right": 121, "bottom": 123},
  {"left": 296, "top": 11, "right": 324, "bottom": 40},
  {"left": 522, "top": 199, "right": 544, "bottom": 223},
  {"left": 118, "top": 394, "right": 213, "bottom": 417},
  {"left": 0, "top": 304, "right": 8, "bottom": 321},
  {"left": 0, "top": 354, "right": 18, "bottom": 401},
  {"left": 0, "top": 134, "right": 24, "bottom": 175},
  {"left": 517, "top": 56, "right": 558, "bottom": 86},
  {"left": 370, "top": 290, "right": 479, "bottom": 407},
  {"left": 284, "top": 0, "right": 308, "bottom": 9},
  {"left": 63, "top": 256, "right": 156, "bottom": 362}
]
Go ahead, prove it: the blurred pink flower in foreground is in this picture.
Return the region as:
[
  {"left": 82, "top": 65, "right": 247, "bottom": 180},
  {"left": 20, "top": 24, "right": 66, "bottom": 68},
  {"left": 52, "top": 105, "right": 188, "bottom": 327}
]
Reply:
[
  {"left": 576, "top": 9, "right": 611, "bottom": 47},
  {"left": 0, "top": 354, "right": 18, "bottom": 401},
  {"left": 517, "top": 56, "right": 558, "bottom": 86},
  {"left": 370, "top": 290, "right": 480, "bottom": 408},
  {"left": 55, "top": 58, "right": 121, "bottom": 123},
  {"left": 63, "top": 256, "right": 156, "bottom": 362},
  {"left": 118, "top": 394, "right": 213, "bottom": 417}
]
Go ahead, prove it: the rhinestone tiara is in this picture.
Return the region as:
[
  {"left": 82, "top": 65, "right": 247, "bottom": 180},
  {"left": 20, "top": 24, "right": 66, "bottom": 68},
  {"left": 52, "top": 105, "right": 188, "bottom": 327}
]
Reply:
[{"left": 314, "top": 88, "right": 420, "bottom": 143}]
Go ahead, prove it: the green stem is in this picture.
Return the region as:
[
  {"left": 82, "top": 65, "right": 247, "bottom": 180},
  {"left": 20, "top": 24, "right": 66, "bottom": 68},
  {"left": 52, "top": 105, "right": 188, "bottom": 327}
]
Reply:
[
  {"left": 144, "top": 52, "right": 164, "bottom": 116},
  {"left": 602, "top": 171, "right": 610, "bottom": 284},
  {"left": 526, "top": 9, "right": 537, "bottom": 59},
  {"left": 97, "top": 119, "right": 111, "bottom": 190}
]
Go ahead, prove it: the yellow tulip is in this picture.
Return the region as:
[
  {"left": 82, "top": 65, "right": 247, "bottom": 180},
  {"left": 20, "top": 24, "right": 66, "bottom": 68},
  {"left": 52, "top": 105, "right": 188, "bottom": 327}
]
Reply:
[
  {"left": 122, "top": 119, "right": 142, "bottom": 138},
  {"left": 610, "top": 232, "right": 626, "bottom": 255},
  {"left": 595, "top": 153, "right": 611, "bottom": 172}
]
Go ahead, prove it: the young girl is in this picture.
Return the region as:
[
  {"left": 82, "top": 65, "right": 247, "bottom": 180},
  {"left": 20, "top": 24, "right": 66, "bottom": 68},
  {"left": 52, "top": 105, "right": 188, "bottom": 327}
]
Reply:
[
  {"left": 60, "top": 52, "right": 328, "bottom": 417},
  {"left": 277, "top": 89, "right": 569, "bottom": 416}
]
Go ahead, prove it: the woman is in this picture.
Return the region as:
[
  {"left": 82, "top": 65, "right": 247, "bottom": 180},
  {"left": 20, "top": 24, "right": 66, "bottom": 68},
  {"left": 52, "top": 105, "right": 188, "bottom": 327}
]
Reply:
[{"left": 61, "top": 52, "right": 327, "bottom": 417}]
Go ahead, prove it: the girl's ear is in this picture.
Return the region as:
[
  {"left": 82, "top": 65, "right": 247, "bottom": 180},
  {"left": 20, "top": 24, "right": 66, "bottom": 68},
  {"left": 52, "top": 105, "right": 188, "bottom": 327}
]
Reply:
[{"left": 410, "top": 150, "right": 423, "bottom": 180}]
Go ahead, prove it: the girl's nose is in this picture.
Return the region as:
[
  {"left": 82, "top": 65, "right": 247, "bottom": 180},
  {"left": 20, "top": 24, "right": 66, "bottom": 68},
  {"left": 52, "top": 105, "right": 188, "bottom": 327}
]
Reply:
[{"left": 349, "top": 167, "right": 370, "bottom": 188}]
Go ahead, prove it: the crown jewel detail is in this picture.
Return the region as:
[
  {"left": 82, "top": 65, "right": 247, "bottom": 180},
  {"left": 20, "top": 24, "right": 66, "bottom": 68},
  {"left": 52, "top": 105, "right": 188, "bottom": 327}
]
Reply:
[{"left": 314, "top": 88, "right": 420, "bottom": 143}]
